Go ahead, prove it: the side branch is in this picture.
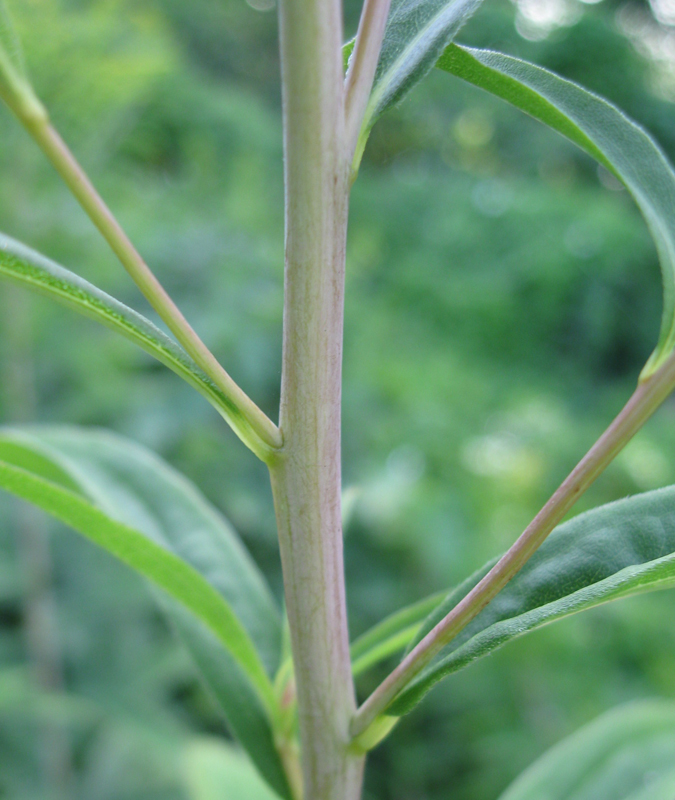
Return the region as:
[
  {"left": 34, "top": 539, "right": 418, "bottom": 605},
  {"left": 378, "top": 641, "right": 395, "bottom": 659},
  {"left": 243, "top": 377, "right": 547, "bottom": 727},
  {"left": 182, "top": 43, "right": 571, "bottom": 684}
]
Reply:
[
  {"left": 17, "top": 115, "right": 281, "bottom": 459},
  {"left": 344, "top": 0, "right": 392, "bottom": 164},
  {"left": 273, "top": 0, "right": 363, "bottom": 791},
  {"left": 351, "top": 350, "right": 675, "bottom": 737}
]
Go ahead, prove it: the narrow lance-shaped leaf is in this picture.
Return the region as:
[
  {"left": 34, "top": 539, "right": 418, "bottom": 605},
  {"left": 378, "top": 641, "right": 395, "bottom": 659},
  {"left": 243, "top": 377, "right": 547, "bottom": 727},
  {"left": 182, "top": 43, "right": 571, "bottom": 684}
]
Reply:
[
  {"left": 346, "top": 0, "right": 482, "bottom": 168},
  {"left": 351, "top": 591, "right": 446, "bottom": 676},
  {"left": 387, "top": 485, "right": 675, "bottom": 716},
  {"left": 0, "top": 427, "right": 291, "bottom": 799},
  {"left": 436, "top": 45, "right": 675, "bottom": 377},
  {"left": 498, "top": 700, "right": 675, "bottom": 800},
  {"left": 172, "top": 611, "right": 290, "bottom": 799},
  {"left": 0, "top": 235, "right": 254, "bottom": 441},
  {"left": 0, "top": 457, "right": 272, "bottom": 702}
]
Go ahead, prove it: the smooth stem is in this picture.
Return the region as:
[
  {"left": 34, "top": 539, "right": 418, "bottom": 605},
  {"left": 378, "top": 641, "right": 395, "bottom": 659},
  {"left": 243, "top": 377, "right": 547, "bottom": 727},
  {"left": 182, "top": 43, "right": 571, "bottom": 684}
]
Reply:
[
  {"left": 344, "top": 0, "right": 392, "bottom": 164},
  {"left": 351, "top": 351, "right": 675, "bottom": 737},
  {"left": 17, "top": 114, "right": 280, "bottom": 460},
  {"left": 270, "top": 0, "right": 364, "bottom": 793}
]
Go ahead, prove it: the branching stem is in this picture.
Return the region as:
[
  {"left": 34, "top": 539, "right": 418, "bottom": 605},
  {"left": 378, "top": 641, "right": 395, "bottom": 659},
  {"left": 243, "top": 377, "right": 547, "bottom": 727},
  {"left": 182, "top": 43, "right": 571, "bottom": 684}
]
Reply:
[
  {"left": 17, "top": 114, "right": 281, "bottom": 459},
  {"left": 351, "top": 351, "right": 675, "bottom": 738},
  {"left": 345, "top": 0, "right": 392, "bottom": 164}
]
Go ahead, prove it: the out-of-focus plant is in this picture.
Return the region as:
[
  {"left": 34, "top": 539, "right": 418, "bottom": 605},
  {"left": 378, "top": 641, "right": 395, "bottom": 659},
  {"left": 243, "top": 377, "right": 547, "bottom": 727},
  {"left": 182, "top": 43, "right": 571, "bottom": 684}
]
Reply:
[{"left": 1, "top": 0, "right": 675, "bottom": 797}]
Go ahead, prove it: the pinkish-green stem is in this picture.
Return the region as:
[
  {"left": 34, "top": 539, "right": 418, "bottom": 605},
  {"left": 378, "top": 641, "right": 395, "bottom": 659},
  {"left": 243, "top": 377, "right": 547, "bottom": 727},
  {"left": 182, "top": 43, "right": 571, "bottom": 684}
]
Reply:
[
  {"left": 351, "top": 351, "right": 675, "bottom": 738},
  {"left": 345, "top": 0, "right": 392, "bottom": 163},
  {"left": 16, "top": 110, "right": 280, "bottom": 460},
  {"left": 269, "top": 0, "right": 366, "bottom": 793}
]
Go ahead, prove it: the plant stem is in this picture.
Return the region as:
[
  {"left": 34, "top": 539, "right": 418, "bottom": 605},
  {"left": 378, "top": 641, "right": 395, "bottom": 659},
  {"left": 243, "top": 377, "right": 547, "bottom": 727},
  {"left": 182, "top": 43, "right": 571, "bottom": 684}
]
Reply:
[
  {"left": 344, "top": 0, "right": 392, "bottom": 164},
  {"left": 351, "top": 351, "right": 675, "bottom": 738},
  {"left": 16, "top": 113, "right": 280, "bottom": 459},
  {"left": 269, "top": 0, "right": 364, "bottom": 793}
]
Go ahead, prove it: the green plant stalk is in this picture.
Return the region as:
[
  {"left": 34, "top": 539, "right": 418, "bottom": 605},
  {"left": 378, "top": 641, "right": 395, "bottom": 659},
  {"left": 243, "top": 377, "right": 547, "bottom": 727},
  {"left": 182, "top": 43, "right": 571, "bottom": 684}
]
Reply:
[
  {"left": 13, "top": 110, "right": 280, "bottom": 460},
  {"left": 269, "top": 0, "right": 364, "bottom": 793},
  {"left": 351, "top": 349, "right": 675, "bottom": 738}
]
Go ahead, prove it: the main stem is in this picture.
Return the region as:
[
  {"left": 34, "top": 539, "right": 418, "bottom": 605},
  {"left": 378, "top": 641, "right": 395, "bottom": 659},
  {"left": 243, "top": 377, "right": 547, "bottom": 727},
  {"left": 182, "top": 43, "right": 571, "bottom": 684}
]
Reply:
[{"left": 269, "top": 0, "right": 363, "bottom": 796}]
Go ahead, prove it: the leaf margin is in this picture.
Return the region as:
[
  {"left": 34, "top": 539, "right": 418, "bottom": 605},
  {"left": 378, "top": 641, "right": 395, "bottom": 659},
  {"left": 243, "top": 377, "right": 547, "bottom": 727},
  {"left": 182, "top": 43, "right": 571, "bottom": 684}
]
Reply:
[
  {"left": 435, "top": 43, "right": 675, "bottom": 377},
  {"left": 0, "top": 442, "right": 278, "bottom": 721},
  {"left": 389, "top": 485, "right": 675, "bottom": 716},
  {"left": 0, "top": 234, "right": 251, "bottom": 431}
]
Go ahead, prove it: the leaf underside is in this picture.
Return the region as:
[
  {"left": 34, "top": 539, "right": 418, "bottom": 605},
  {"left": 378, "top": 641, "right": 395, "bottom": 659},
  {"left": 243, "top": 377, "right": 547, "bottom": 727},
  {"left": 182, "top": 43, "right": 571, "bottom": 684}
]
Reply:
[
  {"left": 389, "top": 486, "right": 675, "bottom": 716},
  {"left": 0, "top": 426, "right": 290, "bottom": 799},
  {"left": 367, "top": 0, "right": 481, "bottom": 120},
  {"left": 348, "top": 0, "right": 482, "bottom": 163},
  {"left": 498, "top": 699, "right": 675, "bottom": 800},
  {"left": 437, "top": 45, "right": 675, "bottom": 376},
  {"left": 0, "top": 235, "right": 249, "bottom": 433}
]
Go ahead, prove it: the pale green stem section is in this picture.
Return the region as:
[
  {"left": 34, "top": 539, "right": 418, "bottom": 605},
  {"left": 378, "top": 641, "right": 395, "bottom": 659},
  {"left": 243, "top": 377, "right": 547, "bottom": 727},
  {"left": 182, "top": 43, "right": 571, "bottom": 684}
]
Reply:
[
  {"left": 344, "top": 0, "right": 392, "bottom": 165},
  {"left": 11, "top": 107, "right": 281, "bottom": 459},
  {"left": 351, "top": 351, "right": 675, "bottom": 738},
  {"left": 270, "top": 0, "right": 364, "bottom": 793}
]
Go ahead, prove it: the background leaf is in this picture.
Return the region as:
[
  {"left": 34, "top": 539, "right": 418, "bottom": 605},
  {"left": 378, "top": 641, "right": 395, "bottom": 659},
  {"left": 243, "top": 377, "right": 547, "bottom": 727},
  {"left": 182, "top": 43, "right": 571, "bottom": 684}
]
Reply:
[
  {"left": 389, "top": 486, "right": 675, "bottom": 715},
  {"left": 0, "top": 426, "right": 290, "bottom": 799},
  {"left": 498, "top": 700, "right": 675, "bottom": 800},
  {"left": 183, "top": 738, "right": 280, "bottom": 800},
  {"left": 436, "top": 44, "right": 675, "bottom": 376}
]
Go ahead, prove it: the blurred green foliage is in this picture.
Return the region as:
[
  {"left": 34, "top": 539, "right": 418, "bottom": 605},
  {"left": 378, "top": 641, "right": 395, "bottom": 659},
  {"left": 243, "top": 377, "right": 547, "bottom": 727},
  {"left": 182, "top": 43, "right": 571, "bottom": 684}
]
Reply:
[{"left": 2, "top": 0, "right": 675, "bottom": 797}]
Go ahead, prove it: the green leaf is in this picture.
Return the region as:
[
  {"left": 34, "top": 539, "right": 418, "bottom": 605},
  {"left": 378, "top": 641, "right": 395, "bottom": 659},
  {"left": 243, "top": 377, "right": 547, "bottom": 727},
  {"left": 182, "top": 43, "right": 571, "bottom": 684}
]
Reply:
[
  {"left": 171, "top": 607, "right": 290, "bottom": 799},
  {"left": 351, "top": 591, "right": 446, "bottom": 676},
  {"left": 498, "top": 700, "right": 675, "bottom": 800},
  {"left": 348, "top": 0, "right": 481, "bottom": 166},
  {"left": 183, "top": 738, "right": 280, "bottom": 800},
  {"left": 436, "top": 45, "right": 675, "bottom": 377},
  {"left": 388, "top": 486, "right": 675, "bottom": 716},
  {"left": 0, "top": 426, "right": 291, "bottom": 799},
  {"left": 0, "top": 234, "right": 250, "bottom": 433}
]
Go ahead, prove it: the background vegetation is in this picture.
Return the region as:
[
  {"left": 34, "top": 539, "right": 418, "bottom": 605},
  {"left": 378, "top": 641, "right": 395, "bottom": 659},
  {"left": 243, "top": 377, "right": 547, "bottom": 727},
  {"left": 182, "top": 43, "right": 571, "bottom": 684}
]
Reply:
[{"left": 1, "top": 0, "right": 675, "bottom": 797}]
